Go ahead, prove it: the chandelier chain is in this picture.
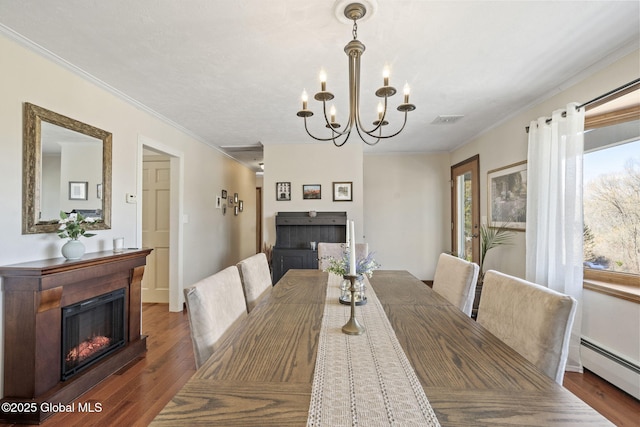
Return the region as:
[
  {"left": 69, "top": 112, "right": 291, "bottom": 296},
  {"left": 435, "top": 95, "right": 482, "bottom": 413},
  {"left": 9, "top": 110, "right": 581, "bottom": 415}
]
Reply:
[{"left": 352, "top": 20, "right": 358, "bottom": 40}]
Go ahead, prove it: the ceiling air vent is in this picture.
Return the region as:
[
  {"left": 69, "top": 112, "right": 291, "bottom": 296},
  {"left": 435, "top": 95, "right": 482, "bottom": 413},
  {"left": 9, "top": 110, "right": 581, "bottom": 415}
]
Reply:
[{"left": 431, "top": 115, "right": 464, "bottom": 125}]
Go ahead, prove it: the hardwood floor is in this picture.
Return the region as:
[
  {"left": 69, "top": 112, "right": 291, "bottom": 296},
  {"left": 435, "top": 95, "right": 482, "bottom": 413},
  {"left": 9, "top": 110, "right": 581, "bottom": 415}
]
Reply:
[
  {"left": 1, "top": 302, "right": 638, "bottom": 426},
  {"left": 564, "top": 370, "right": 640, "bottom": 427}
]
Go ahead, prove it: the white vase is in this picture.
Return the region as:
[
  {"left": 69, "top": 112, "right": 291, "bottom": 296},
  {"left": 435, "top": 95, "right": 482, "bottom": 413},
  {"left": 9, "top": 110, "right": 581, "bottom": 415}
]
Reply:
[{"left": 61, "top": 239, "right": 85, "bottom": 260}]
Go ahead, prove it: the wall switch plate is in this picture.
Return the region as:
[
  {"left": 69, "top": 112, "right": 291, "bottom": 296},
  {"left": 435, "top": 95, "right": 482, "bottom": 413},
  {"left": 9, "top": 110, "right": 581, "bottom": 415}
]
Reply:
[{"left": 126, "top": 193, "right": 137, "bottom": 204}]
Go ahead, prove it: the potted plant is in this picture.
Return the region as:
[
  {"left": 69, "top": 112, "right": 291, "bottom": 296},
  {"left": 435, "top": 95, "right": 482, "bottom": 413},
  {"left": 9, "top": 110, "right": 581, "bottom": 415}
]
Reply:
[
  {"left": 58, "top": 211, "right": 97, "bottom": 260},
  {"left": 479, "top": 222, "right": 514, "bottom": 274},
  {"left": 472, "top": 222, "right": 513, "bottom": 318}
]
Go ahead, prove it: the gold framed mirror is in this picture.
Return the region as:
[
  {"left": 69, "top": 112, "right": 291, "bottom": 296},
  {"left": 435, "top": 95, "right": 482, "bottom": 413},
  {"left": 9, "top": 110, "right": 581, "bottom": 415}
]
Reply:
[{"left": 22, "top": 103, "right": 112, "bottom": 234}]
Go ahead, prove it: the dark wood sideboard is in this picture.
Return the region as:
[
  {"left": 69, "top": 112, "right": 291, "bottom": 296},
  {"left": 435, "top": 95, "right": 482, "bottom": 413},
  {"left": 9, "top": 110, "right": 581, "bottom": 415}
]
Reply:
[
  {"left": 0, "top": 249, "right": 151, "bottom": 424},
  {"left": 272, "top": 212, "right": 346, "bottom": 283}
]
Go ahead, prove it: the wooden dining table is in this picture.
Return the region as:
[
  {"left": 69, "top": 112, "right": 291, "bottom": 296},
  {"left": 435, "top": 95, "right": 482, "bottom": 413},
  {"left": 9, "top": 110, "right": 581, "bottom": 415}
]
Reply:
[{"left": 151, "top": 269, "right": 611, "bottom": 426}]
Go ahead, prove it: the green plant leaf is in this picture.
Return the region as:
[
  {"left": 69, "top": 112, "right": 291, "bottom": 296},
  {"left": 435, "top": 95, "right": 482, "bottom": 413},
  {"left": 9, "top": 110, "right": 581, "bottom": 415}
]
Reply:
[{"left": 480, "top": 222, "right": 514, "bottom": 272}]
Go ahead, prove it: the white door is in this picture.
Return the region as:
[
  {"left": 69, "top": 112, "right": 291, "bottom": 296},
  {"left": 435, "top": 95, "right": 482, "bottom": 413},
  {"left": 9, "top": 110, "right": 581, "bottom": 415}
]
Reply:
[{"left": 142, "top": 156, "right": 171, "bottom": 303}]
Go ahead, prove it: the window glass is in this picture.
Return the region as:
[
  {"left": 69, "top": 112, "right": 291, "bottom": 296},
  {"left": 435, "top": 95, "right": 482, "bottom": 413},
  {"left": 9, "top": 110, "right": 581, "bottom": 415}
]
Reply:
[{"left": 583, "top": 135, "right": 640, "bottom": 275}]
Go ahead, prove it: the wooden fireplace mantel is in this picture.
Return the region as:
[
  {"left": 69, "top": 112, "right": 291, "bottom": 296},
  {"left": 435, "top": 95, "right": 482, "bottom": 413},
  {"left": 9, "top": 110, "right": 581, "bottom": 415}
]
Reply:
[{"left": 0, "top": 249, "right": 152, "bottom": 424}]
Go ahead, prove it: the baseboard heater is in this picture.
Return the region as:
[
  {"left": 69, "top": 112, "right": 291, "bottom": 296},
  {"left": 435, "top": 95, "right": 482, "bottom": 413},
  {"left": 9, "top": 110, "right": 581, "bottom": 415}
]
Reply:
[{"left": 581, "top": 337, "right": 640, "bottom": 399}]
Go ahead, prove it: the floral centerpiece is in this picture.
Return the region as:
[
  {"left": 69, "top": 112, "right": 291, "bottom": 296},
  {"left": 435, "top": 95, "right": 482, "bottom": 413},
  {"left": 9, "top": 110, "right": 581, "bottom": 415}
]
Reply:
[
  {"left": 323, "top": 249, "right": 381, "bottom": 278},
  {"left": 57, "top": 211, "right": 97, "bottom": 240},
  {"left": 322, "top": 245, "right": 380, "bottom": 306},
  {"left": 57, "top": 211, "right": 96, "bottom": 260}
]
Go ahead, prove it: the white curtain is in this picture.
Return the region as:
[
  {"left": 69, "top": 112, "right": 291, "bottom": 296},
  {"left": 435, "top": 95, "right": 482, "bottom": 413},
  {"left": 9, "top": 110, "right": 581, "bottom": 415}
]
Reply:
[{"left": 526, "top": 102, "right": 585, "bottom": 373}]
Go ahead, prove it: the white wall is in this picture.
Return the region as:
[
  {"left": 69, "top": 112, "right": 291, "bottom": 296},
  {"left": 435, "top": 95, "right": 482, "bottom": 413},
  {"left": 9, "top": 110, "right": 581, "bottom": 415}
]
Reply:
[
  {"left": 0, "top": 34, "right": 256, "bottom": 396},
  {"left": 582, "top": 288, "right": 640, "bottom": 398},
  {"left": 263, "top": 142, "right": 364, "bottom": 246},
  {"left": 41, "top": 154, "right": 62, "bottom": 219},
  {"left": 263, "top": 145, "right": 452, "bottom": 281},
  {"left": 363, "top": 152, "right": 450, "bottom": 279},
  {"left": 59, "top": 142, "right": 102, "bottom": 213}
]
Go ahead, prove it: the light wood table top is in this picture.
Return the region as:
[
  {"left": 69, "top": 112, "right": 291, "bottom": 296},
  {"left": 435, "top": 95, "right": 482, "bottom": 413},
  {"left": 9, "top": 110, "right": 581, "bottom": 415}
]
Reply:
[{"left": 152, "top": 269, "right": 611, "bottom": 426}]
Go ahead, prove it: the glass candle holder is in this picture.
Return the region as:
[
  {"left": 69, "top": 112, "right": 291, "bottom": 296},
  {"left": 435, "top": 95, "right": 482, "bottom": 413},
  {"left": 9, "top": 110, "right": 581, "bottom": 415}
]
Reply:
[{"left": 339, "top": 276, "right": 367, "bottom": 306}]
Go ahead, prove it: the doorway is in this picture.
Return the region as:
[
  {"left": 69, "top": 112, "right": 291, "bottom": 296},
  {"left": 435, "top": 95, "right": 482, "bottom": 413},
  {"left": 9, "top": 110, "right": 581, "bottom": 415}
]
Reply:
[
  {"left": 451, "top": 155, "right": 480, "bottom": 264},
  {"left": 256, "top": 186, "right": 262, "bottom": 253},
  {"left": 142, "top": 153, "right": 170, "bottom": 303},
  {"left": 138, "top": 136, "right": 184, "bottom": 312}
]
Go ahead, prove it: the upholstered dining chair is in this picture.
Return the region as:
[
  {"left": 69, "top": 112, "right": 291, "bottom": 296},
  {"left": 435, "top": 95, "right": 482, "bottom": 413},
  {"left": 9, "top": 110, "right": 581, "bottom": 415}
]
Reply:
[
  {"left": 237, "top": 252, "right": 272, "bottom": 312},
  {"left": 477, "top": 270, "right": 577, "bottom": 385},
  {"left": 183, "top": 265, "right": 248, "bottom": 369},
  {"left": 431, "top": 253, "right": 480, "bottom": 317},
  {"left": 317, "top": 242, "right": 369, "bottom": 271}
]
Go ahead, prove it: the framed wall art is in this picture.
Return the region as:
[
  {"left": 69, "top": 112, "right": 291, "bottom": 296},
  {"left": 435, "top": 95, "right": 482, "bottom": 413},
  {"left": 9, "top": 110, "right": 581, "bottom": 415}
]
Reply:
[
  {"left": 333, "top": 181, "right": 352, "bottom": 202},
  {"left": 487, "top": 160, "right": 527, "bottom": 230},
  {"left": 303, "top": 184, "right": 321, "bottom": 200},
  {"left": 276, "top": 182, "right": 291, "bottom": 201},
  {"left": 69, "top": 181, "right": 88, "bottom": 200}
]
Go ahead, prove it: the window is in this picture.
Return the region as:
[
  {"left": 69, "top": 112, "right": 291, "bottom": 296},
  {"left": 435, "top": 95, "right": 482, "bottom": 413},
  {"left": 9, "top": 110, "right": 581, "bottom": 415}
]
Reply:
[
  {"left": 583, "top": 136, "right": 639, "bottom": 275},
  {"left": 582, "top": 86, "right": 639, "bottom": 287}
]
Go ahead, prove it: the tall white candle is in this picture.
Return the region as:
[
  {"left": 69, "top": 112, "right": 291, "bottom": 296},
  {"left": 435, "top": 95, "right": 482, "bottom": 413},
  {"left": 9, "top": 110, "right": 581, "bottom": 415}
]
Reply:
[
  {"left": 345, "top": 220, "right": 351, "bottom": 248},
  {"left": 349, "top": 220, "right": 356, "bottom": 275}
]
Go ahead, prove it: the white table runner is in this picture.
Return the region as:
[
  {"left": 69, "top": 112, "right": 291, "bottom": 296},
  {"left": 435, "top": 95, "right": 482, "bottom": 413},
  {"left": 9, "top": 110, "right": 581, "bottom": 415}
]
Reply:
[{"left": 307, "top": 274, "right": 441, "bottom": 426}]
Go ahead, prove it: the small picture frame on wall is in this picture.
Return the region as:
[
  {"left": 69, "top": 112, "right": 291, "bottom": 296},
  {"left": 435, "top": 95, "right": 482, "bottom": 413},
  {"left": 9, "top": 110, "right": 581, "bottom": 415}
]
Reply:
[
  {"left": 303, "top": 184, "right": 321, "bottom": 200},
  {"left": 221, "top": 190, "right": 227, "bottom": 199},
  {"left": 239, "top": 200, "right": 244, "bottom": 212},
  {"left": 234, "top": 205, "right": 239, "bottom": 216},
  {"left": 216, "top": 196, "right": 221, "bottom": 209},
  {"left": 69, "top": 181, "right": 88, "bottom": 200},
  {"left": 487, "top": 160, "right": 527, "bottom": 231},
  {"left": 332, "top": 181, "right": 352, "bottom": 202},
  {"left": 234, "top": 193, "right": 239, "bottom": 203},
  {"left": 276, "top": 182, "right": 291, "bottom": 201}
]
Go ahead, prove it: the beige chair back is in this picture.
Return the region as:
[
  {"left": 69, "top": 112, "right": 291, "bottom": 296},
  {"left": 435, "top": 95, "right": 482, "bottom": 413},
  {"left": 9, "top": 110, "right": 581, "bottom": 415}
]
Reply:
[
  {"left": 432, "top": 253, "right": 479, "bottom": 317},
  {"left": 237, "top": 252, "right": 272, "bottom": 312},
  {"left": 183, "top": 266, "right": 248, "bottom": 369},
  {"left": 317, "top": 242, "right": 369, "bottom": 270},
  {"left": 477, "top": 270, "right": 577, "bottom": 384}
]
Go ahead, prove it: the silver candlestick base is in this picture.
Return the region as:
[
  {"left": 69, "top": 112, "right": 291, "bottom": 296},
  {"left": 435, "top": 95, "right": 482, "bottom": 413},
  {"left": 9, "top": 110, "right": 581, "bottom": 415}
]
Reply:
[{"left": 342, "top": 274, "right": 365, "bottom": 335}]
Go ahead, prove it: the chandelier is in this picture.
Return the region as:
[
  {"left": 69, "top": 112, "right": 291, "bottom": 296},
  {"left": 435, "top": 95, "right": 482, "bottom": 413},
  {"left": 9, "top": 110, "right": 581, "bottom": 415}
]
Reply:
[{"left": 296, "top": 2, "right": 416, "bottom": 147}]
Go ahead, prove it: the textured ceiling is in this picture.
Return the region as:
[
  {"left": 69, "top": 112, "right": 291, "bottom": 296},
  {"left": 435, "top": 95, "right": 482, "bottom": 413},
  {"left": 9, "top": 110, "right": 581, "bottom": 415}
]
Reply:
[{"left": 1, "top": 1, "right": 639, "bottom": 171}]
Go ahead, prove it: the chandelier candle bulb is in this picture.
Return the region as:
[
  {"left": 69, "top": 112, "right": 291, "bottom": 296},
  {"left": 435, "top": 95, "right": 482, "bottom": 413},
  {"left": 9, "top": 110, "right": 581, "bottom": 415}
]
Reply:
[
  {"left": 319, "top": 69, "right": 327, "bottom": 92},
  {"left": 302, "top": 89, "right": 308, "bottom": 110},
  {"left": 377, "top": 102, "right": 384, "bottom": 120},
  {"left": 403, "top": 83, "right": 410, "bottom": 103},
  {"left": 330, "top": 105, "right": 336, "bottom": 123},
  {"left": 383, "top": 66, "right": 390, "bottom": 87}
]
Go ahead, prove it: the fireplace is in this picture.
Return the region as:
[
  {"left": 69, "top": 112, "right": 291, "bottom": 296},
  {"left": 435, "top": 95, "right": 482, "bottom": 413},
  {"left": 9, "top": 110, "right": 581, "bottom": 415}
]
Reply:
[
  {"left": 0, "top": 249, "right": 151, "bottom": 424},
  {"left": 61, "top": 288, "right": 126, "bottom": 380}
]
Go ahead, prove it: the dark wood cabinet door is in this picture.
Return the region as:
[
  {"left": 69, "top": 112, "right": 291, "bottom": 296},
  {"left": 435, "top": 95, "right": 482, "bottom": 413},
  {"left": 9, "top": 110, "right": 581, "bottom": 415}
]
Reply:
[{"left": 272, "top": 249, "right": 318, "bottom": 283}]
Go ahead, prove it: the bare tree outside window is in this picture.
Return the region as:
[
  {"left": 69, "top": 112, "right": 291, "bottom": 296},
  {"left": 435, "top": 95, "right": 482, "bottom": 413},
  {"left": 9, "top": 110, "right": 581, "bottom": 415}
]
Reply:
[{"left": 583, "top": 140, "right": 640, "bottom": 275}]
